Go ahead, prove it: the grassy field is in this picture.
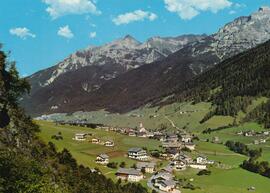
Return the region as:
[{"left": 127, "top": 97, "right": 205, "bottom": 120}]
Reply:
[
  {"left": 36, "top": 120, "right": 164, "bottom": 180},
  {"left": 37, "top": 120, "right": 270, "bottom": 193},
  {"left": 176, "top": 167, "right": 270, "bottom": 193}
]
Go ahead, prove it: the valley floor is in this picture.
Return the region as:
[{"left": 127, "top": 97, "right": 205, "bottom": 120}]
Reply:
[{"left": 37, "top": 120, "right": 270, "bottom": 193}]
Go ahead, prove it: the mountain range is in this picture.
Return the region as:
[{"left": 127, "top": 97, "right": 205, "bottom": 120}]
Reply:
[{"left": 22, "top": 7, "right": 270, "bottom": 116}]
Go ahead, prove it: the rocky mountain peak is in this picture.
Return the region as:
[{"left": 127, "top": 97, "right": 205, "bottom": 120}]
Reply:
[
  {"left": 107, "top": 35, "right": 141, "bottom": 49},
  {"left": 258, "top": 6, "right": 270, "bottom": 12},
  {"left": 212, "top": 7, "right": 270, "bottom": 59}
]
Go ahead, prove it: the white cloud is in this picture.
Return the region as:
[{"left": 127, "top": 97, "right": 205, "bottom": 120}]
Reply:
[
  {"left": 9, "top": 27, "right": 36, "bottom": 39},
  {"left": 112, "top": 10, "right": 158, "bottom": 25},
  {"left": 43, "top": 0, "right": 101, "bottom": 19},
  {"left": 89, "top": 32, "right": 96, "bottom": 38},
  {"left": 164, "top": 0, "right": 232, "bottom": 20},
  {"left": 57, "top": 25, "right": 74, "bottom": 39}
]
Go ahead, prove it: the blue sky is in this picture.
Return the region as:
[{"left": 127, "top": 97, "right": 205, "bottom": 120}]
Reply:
[{"left": 0, "top": 0, "right": 269, "bottom": 76}]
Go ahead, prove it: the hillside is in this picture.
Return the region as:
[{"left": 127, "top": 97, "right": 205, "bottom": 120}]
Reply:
[
  {"left": 0, "top": 48, "right": 148, "bottom": 193},
  {"left": 22, "top": 7, "right": 270, "bottom": 116},
  {"left": 167, "top": 39, "right": 270, "bottom": 127}
]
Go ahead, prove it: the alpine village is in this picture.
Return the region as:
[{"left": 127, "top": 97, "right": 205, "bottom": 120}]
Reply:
[{"left": 1, "top": 1, "right": 270, "bottom": 193}]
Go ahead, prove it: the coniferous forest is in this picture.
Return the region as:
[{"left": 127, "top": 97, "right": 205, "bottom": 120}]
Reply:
[{"left": 168, "top": 40, "right": 270, "bottom": 127}]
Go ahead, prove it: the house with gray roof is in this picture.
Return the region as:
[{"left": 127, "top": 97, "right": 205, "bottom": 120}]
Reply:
[
  {"left": 96, "top": 154, "right": 109, "bottom": 165},
  {"left": 116, "top": 168, "right": 143, "bottom": 182},
  {"left": 136, "top": 162, "right": 156, "bottom": 173},
  {"left": 128, "top": 147, "right": 148, "bottom": 161}
]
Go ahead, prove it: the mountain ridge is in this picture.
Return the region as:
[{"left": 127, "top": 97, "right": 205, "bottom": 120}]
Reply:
[{"left": 22, "top": 7, "right": 270, "bottom": 116}]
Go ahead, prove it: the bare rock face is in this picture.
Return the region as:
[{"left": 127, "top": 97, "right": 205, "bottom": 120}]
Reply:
[
  {"left": 30, "top": 34, "right": 204, "bottom": 89},
  {"left": 213, "top": 6, "right": 270, "bottom": 59}
]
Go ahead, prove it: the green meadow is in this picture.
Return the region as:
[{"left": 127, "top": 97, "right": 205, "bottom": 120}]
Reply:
[
  {"left": 36, "top": 120, "right": 164, "bottom": 180},
  {"left": 36, "top": 98, "right": 270, "bottom": 193},
  {"left": 37, "top": 119, "right": 270, "bottom": 193}
]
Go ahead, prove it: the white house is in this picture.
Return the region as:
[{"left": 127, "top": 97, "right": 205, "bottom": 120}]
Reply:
[
  {"left": 181, "top": 134, "right": 192, "bottom": 143},
  {"left": 173, "top": 160, "right": 187, "bottom": 171},
  {"left": 136, "top": 162, "right": 156, "bottom": 173},
  {"left": 104, "top": 140, "right": 115, "bottom": 147},
  {"left": 196, "top": 156, "right": 207, "bottom": 164},
  {"left": 73, "top": 133, "right": 87, "bottom": 141},
  {"left": 128, "top": 147, "right": 148, "bottom": 161},
  {"left": 116, "top": 168, "right": 143, "bottom": 182},
  {"left": 92, "top": 138, "right": 101, "bottom": 144},
  {"left": 96, "top": 154, "right": 109, "bottom": 165}
]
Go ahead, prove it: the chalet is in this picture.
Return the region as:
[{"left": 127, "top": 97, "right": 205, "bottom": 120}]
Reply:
[
  {"left": 154, "top": 172, "right": 173, "bottom": 181},
  {"left": 104, "top": 140, "right": 115, "bottom": 147},
  {"left": 166, "top": 134, "right": 179, "bottom": 143},
  {"left": 175, "top": 153, "right": 193, "bottom": 164},
  {"left": 128, "top": 147, "right": 148, "bottom": 161},
  {"left": 92, "top": 138, "right": 101, "bottom": 144},
  {"left": 154, "top": 179, "right": 176, "bottom": 192},
  {"left": 181, "top": 134, "right": 192, "bottom": 143},
  {"left": 172, "top": 160, "right": 187, "bottom": 171},
  {"left": 136, "top": 162, "right": 156, "bottom": 173},
  {"left": 116, "top": 168, "right": 143, "bottom": 182},
  {"left": 196, "top": 156, "right": 207, "bottom": 164},
  {"left": 96, "top": 154, "right": 109, "bottom": 165},
  {"left": 73, "top": 133, "right": 87, "bottom": 141},
  {"left": 184, "top": 142, "right": 196, "bottom": 150}
]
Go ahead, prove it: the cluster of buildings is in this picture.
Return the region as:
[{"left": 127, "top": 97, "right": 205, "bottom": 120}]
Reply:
[
  {"left": 114, "top": 161, "right": 158, "bottom": 182},
  {"left": 236, "top": 130, "right": 269, "bottom": 137},
  {"left": 170, "top": 153, "right": 214, "bottom": 171},
  {"left": 73, "top": 133, "right": 115, "bottom": 147},
  {"left": 236, "top": 130, "right": 269, "bottom": 145},
  {"left": 160, "top": 133, "right": 196, "bottom": 161}
]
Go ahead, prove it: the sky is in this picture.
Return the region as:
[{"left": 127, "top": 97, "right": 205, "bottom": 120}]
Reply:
[{"left": 0, "top": 0, "right": 269, "bottom": 76}]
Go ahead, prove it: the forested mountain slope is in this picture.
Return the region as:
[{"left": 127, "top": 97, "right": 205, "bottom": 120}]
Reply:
[{"left": 167, "top": 40, "right": 270, "bottom": 127}]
